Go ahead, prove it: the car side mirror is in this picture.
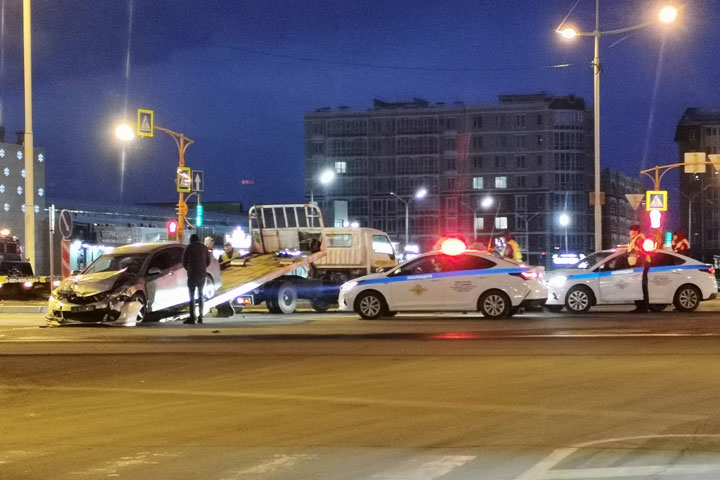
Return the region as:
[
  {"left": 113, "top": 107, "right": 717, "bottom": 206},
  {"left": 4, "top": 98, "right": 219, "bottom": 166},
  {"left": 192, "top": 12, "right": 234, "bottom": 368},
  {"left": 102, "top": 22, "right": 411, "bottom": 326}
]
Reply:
[{"left": 147, "top": 267, "right": 162, "bottom": 276}]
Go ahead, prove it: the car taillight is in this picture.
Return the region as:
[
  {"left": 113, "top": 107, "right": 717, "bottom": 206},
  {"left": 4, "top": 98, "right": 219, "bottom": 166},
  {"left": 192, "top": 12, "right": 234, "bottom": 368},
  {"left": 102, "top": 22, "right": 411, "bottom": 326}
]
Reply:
[
  {"left": 701, "top": 267, "right": 716, "bottom": 275},
  {"left": 512, "top": 271, "right": 539, "bottom": 280},
  {"left": 23, "top": 281, "right": 33, "bottom": 289}
]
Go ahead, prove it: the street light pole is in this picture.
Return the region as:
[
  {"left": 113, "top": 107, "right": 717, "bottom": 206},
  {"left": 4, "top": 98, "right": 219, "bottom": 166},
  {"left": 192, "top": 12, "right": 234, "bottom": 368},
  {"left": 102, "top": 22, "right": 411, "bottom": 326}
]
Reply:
[
  {"left": 390, "top": 188, "right": 427, "bottom": 249},
  {"left": 22, "top": 0, "right": 35, "bottom": 270},
  {"left": 558, "top": 1, "right": 679, "bottom": 252}
]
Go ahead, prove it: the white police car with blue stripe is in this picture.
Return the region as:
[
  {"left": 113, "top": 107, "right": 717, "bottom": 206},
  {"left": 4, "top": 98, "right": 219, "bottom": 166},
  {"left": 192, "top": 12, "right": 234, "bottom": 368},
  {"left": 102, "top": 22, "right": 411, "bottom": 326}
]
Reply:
[
  {"left": 545, "top": 248, "right": 717, "bottom": 313},
  {"left": 338, "top": 239, "right": 547, "bottom": 319}
]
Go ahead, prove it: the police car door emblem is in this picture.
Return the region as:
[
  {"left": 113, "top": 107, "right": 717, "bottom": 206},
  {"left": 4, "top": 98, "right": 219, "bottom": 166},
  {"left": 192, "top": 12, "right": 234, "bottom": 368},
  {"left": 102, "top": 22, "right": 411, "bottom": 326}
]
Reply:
[
  {"left": 410, "top": 284, "right": 428, "bottom": 295},
  {"left": 616, "top": 279, "right": 628, "bottom": 290}
]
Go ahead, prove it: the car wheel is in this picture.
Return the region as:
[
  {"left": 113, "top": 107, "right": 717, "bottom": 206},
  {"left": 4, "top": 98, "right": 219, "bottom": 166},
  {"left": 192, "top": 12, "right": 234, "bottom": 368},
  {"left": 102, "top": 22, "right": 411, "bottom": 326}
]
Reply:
[
  {"left": 355, "top": 291, "right": 387, "bottom": 320},
  {"left": 673, "top": 284, "right": 701, "bottom": 312},
  {"left": 131, "top": 292, "right": 147, "bottom": 324},
  {"left": 478, "top": 290, "right": 511, "bottom": 319},
  {"left": 274, "top": 281, "right": 298, "bottom": 314},
  {"left": 565, "top": 286, "right": 593, "bottom": 313},
  {"left": 202, "top": 274, "right": 216, "bottom": 300},
  {"left": 545, "top": 305, "right": 564, "bottom": 313},
  {"left": 311, "top": 298, "right": 333, "bottom": 313},
  {"left": 648, "top": 304, "right": 669, "bottom": 312}
]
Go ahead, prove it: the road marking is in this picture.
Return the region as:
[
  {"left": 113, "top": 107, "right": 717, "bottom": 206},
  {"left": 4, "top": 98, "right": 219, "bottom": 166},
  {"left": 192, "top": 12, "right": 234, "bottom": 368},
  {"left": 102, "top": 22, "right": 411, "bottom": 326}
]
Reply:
[
  {"left": 371, "top": 455, "right": 475, "bottom": 479},
  {"left": 69, "top": 451, "right": 178, "bottom": 476},
  {"left": 513, "top": 434, "right": 720, "bottom": 479},
  {"left": 1, "top": 384, "right": 704, "bottom": 423},
  {"left": 219, "top": 453, "right": 316, "bottom": 479}
]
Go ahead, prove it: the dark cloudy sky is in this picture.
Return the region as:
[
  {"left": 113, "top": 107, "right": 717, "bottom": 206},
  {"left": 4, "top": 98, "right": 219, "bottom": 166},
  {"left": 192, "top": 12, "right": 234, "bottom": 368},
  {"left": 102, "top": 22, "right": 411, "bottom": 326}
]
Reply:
[{"left": 0, "top": 0, "right": 717, "bottom": 207}]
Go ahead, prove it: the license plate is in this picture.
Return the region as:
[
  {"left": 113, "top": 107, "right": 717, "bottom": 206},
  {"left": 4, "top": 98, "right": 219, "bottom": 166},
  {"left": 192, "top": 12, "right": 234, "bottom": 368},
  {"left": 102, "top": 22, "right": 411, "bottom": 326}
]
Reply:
[{"left": 71, "top": 304, "right": 96, "bottom": 312}]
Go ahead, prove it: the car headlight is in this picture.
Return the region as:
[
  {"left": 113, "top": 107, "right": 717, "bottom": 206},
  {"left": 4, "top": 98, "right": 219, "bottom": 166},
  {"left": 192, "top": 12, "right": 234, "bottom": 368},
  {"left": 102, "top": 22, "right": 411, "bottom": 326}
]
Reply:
[
  {"left": 340, "top": 281, "right": 358, "bottom": 293},
  {"left": 548, "top": 276, "right": 568, "bottom": 288}
]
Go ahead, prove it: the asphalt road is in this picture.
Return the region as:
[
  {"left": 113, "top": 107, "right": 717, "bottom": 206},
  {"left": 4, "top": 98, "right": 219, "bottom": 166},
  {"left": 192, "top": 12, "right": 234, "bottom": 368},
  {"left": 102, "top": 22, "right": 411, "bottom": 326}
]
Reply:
[{"left": 2, "top": 305, "right": 720, "bottom": 479}]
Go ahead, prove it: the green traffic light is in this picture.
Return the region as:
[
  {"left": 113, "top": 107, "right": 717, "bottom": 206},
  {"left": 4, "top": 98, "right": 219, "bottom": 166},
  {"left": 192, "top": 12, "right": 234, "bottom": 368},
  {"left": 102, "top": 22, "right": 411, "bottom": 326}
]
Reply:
[{"left": 196, "top": 204, "right": 204, "bottom": 227}]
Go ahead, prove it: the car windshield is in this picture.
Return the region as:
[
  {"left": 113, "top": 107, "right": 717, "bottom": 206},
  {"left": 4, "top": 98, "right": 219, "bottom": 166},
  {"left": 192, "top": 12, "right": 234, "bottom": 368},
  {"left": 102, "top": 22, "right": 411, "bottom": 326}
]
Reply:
[{"left": 83, "top": 253, "right": 147, "bottom": 275}]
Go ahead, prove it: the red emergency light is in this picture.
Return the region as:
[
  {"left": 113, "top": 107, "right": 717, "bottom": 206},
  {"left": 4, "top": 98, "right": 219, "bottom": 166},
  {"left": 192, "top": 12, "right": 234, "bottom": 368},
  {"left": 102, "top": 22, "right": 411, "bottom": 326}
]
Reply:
[
  {"left": 440, "top": 238, "right": 466, "bottom": 256},
  {"left": 642, "top": 238, "right": 656, "bottom": 252}
]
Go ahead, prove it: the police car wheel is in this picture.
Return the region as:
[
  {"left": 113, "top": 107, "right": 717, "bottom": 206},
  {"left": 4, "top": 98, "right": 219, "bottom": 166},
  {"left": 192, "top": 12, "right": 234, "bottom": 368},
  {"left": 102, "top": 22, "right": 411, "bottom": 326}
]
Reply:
[
  {"left": 673, "top": 284, "right": 701, "bottom": 312},
  {"left": 565, "top": 286, "right": 592, "bottom": 313},
  {"left": 355, "top": 291, "right": 387, "bottom": 320},
  {"left": 478, "top": 290, "right": 511, "bottom": 319}
]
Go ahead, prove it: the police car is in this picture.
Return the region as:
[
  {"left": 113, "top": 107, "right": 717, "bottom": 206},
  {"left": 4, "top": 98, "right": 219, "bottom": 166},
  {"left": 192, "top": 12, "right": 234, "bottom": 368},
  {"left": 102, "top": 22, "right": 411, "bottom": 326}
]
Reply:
[
  {"left": 338, "top": 239, "right": 547, "bottom": 319},
  {"left": 545, "top": 247, "right": 718, "bottom": 313}
]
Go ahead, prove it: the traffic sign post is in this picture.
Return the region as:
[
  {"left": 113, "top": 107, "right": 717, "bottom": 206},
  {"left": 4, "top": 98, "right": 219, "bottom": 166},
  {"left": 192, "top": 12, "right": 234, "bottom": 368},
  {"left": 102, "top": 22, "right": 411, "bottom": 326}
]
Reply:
[
  {"left": 177, "top": 167, "right": 192, "bottom": 193},
  {"left": 191, "top": 170, "right": 204, "bottom": 192},
  {"left": 58, "top": 209, "right": 73, "bottom": 239},
  {"left": 646, "top": 190, "right": 668, "bottom": 212},
  {"left": 137, "top": 109, "right": 154, "bottom": 137}
]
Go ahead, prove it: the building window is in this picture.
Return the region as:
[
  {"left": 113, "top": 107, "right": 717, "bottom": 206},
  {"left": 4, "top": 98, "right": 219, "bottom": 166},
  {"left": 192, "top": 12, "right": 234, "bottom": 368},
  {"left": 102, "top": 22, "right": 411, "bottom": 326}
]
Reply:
[
  {"left": 473, "top": 177, "right": 484, "bottom": 189},
  {"left": 443, "top": 157, "right": 456, "bottom": 171},
  {"left": 473, "top": 116, "right": 483, "bottom": 129},
  {"left": 517, "top": 176, "right": 526, "bottom": 187},
  {"left": 495, "top": 216, "right": 508, "bottom": 229},
  {"left": 495, "top": 136, "right": 507, "bottom": 149},
  {"left": 495, "top": 115, "right": 504, "bottom": 127},
  {"left": 473, "top": 156, "right": 483, "bottom": 169},
  {"left": 495, "top": 176, "right": 507, "bottom": 189},
  {"left": 537, "top": 155, "right": 543, "bottom": 167},
  {"left": 516, "top": 155, "right": 526, "bottom": 168},
  {"left": 335, "top": 161, "right": 346, "bottom": 173},
  {"left": 515, "top": 115, "right": 526, "bottom": 128},
  {"left": 689, "top": 130, "right": 698, "bottom": 141},
  {"left": 515, "top": 195, "right": 528, "bottom": 211},
  {"left": 536, "top": 114, "right": 543, "bottom": 125},
  {"left": 494, "top": 156, "right": 506, "bottom": 168},
  {"left": 515, "top": 136, "right": 527, "bottom": 149},
  {"left": 474, "top": 217, "right": 484, "bottom": 231},
  {"left": 537, "top": 176, "right": 544, "bottom": 187},
  {"left": 472, "top": 135, "right": 483, "bottom": 150},
  {"left": 537, "top": 134, "right": 544, "bottom": 146}
]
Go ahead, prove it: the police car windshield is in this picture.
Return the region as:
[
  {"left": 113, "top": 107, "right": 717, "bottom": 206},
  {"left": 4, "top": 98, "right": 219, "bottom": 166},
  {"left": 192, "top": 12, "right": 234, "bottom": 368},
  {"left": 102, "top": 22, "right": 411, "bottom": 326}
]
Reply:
[
  {"left": 84, "top": 253, "right": 147, "bottom": 275},
  {"left": 569, "top": 251, "right": 613, "bottom": 270}
]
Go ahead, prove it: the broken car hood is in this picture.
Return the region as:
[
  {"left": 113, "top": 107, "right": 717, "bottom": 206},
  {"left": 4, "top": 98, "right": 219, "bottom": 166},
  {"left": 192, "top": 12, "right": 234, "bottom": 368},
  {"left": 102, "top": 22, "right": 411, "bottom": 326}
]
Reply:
[{"left": 58, "top": 270, "right": 133, "bottom": 297}]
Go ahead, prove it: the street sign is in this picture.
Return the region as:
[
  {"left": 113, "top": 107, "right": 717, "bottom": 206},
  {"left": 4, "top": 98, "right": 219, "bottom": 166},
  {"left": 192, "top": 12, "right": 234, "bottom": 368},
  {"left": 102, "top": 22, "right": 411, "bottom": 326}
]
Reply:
[
  {"left": 177, "top": 166, "right": 192, "bottom": 193},
  {"left": 58, "top": 209, "right": 73, "bottom": 239},
  {"left": 684, "top": 152, "right": 707, "bottom": 173},
  {"left": 191, "top": 170, "right": 204, "bottom": 192},
  {"left": 646, "top": 190, "right": 668, "bottom": 211},
  {"left": 137, "top": 108, "right": 154, "bottom": 137},
  {"left": 625, "top": 193, "right": 645, "bottom": 210}
]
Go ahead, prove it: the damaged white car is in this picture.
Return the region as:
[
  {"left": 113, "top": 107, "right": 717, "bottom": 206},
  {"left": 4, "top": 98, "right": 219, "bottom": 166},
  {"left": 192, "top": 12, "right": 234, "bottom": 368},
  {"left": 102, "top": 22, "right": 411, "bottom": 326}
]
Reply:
[{"left": 46, "top": 243, "right": 221, "bottom": 326}]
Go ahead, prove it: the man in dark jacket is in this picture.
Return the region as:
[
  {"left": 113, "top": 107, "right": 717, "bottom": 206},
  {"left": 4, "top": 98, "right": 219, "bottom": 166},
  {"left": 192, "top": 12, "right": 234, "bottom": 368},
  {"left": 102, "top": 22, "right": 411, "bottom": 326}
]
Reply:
[{"left": 182, "top": 234, "right": 210, "bottom": 324}]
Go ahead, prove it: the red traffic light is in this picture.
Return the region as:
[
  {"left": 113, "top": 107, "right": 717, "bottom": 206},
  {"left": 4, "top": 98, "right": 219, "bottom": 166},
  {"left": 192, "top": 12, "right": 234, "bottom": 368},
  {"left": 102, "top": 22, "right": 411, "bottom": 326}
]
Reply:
[
  {"left": 649, "top": 210, "right": 662, "bottom": 229},
  {"left": 167, "top": 220, "right": 178, "bottom": 234}
]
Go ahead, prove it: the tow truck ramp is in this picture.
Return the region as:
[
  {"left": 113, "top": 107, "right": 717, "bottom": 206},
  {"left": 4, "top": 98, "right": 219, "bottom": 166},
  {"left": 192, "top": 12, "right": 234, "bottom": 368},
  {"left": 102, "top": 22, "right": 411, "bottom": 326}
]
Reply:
[{"left": 203, "top": 204, "right": 326, "bottom": 313}]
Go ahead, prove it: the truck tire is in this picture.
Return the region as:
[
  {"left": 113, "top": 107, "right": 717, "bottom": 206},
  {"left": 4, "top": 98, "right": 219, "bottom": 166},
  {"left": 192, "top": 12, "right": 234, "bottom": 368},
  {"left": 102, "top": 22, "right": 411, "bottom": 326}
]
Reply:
[{"left": 274, "top": 281, "right": 297, "bottom": 314}]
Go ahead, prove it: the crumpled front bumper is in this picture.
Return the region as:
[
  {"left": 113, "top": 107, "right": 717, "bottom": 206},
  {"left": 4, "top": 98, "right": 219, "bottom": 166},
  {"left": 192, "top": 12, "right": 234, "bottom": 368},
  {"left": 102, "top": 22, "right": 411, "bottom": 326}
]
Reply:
[{"left": 46, "top": 295, "right": 143, "bottom": 327}]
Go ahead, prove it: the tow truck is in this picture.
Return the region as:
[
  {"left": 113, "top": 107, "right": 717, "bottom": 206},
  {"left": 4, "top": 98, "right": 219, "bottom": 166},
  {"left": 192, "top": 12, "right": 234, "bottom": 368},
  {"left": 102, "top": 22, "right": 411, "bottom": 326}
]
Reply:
[
  {"left": 0, "top": 228, "right": 53, "bottom": 298},
  {"left": 201, "top": 204, "right": 329, "bottom": 316}
]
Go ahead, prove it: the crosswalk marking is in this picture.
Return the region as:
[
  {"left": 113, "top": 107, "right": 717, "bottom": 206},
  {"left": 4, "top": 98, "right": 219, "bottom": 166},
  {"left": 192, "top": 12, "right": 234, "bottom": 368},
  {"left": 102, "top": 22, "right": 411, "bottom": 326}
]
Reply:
[{"left": 371, "top": 455, "right": 475, "bottom": 479}]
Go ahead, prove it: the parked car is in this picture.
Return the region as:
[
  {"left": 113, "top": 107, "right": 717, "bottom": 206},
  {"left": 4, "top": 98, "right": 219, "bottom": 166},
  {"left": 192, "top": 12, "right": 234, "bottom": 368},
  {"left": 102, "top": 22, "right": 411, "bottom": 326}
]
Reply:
[
  {"left": 46, "top": 242, "right": 221, "bottom": 326},
  {"left": 544, "top": 248, "right": 717, "bottom": 313},
  {"left": 339, "top": 240, "right": 547, "bottom": 319}
]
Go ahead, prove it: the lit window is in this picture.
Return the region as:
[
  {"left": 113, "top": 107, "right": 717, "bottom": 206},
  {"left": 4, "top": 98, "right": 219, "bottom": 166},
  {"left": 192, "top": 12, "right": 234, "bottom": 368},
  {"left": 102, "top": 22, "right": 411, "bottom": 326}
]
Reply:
[
  {"left": 335, "top": 161, "right": 347, "bottom": 173},
  {"left": 495, "top": 176, "right": 507, "bottom": 188},
  {"left": 16, "top": 151, "right": 22, "bottom": 160},
  {"left": 38, "top": 153, "right": 44, "bottom": 163},
  {"left": 34, "top": 205, "right": 40, "bottom": 213},
  {"left": 472, "top": 177, "right": 484, "bottom": 189},
  {"left": 21, "top": 204, "right": 26, "bottom": 213},
  {"left": 21, "top": 169, "right": 26, "bottom": 178},
  {"left": 495, "top": 216, "right": 508, "bottom": 229},
  {"left": 38, "top": 188, "right": 44, "bottom": 197},
  {"left": 474, "top": 217, "right": 484, "bottom": 230},
  {"left": 3, "top": 203, "right": 8, "bottom": 212},
  {"left": 3, "top": 168, "right": 8, "bottom": 176},
  {"left": 0, "top": 149, "right": 4, "bottom": 157},
  {"left": 0, "top": 185, "right": 4, "bottom": 193},
  {"left": 17, "top": 186, "right": 23, "bottom": 195}
]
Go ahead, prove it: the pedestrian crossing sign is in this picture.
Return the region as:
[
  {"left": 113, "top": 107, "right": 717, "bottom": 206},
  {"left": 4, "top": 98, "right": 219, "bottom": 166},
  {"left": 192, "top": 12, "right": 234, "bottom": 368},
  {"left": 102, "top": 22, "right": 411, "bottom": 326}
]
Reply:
[
  {"left": 137, "top": 108, "right": 154, "bottom": 137},
  {"left": 645, "top": 190, "right": 667, "bottom": 211}
]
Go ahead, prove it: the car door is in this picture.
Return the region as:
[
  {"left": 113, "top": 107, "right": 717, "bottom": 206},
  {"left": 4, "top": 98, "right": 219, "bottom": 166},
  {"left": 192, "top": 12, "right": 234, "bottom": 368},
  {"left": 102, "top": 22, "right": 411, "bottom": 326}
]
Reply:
[
  {"left": 145, "top": 246, "right": 187, "bottom": 311},
  {"left": 647, "top": 252, "right": 685, "bottom": 303},
  {"left": 437, "top": 253, "right": 497, "bottom": 310},
  {"left": 371, "top": 234, "right": 397, "bottom": 271},
  {"left": 386, "top": 255, "right": 446, "bottom": 310},
  {"left": 597, "top": 253, "right": 643, "bottom": 303}
]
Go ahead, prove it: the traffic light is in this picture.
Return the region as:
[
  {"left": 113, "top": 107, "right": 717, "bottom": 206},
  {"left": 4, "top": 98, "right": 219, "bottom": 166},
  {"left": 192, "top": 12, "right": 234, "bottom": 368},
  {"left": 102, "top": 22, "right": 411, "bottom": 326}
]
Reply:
[
  {"left": 649, "top": 210, "right": 662, "bottom": 229},
  {"left": 167, "top": 220, "right": 178, "bottom": 241},
  {"left": 196, "top": 203, "right": 204, "bottom": 227}
]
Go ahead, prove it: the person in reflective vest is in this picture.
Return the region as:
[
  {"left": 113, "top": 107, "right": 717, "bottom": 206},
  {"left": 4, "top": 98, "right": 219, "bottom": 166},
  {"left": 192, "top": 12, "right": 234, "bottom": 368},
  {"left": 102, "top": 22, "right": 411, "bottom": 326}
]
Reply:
[
  {"left": 502, "top": 231, "right": 522, "bottom": 262},
  {"left": 218, "top": 242, "right": 239, "bottom": 270}
]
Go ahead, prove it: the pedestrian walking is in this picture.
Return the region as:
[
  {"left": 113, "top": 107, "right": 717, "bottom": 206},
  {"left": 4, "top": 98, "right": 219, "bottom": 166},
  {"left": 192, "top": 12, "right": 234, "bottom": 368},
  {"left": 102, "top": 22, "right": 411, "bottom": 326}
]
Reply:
[{"left": 183, "top": 234, "right": 210, "bottom": 324}]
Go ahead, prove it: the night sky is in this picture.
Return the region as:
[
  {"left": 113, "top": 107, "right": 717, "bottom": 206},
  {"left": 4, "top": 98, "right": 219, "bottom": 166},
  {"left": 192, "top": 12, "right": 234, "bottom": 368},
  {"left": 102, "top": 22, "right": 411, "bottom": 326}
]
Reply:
[{"left": 0, "top": 0, "right": 717, "bottom": 210}]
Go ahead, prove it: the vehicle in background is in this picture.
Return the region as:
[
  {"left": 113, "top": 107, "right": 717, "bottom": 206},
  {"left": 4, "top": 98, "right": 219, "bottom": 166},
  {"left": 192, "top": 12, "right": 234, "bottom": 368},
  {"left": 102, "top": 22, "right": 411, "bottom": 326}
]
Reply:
[
  {"left": 545, "top": 249, "right": 717, "bottom": 313},
  {"left": 339, "top": 239, "right": 547, "bottom": 319},
  {"left": 0, "top": 228, "right": 54, "bottom": 298},
  {"left": 46, "top": 242, "right": 222, "bottom": 326}
]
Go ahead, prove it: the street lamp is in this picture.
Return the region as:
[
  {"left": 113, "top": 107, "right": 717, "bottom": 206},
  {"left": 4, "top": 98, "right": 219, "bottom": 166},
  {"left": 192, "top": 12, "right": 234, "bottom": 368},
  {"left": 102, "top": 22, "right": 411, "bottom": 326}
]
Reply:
[
  {"left": 115, "top": 121, "right": 195, "bottom": 243},
  {"left": 557, "top": 2, "right": 679, "bottom": 252},
  {"left": 310, "top": 168, "right": 335, "bottom": 204},
  {"left": 558, "top": 212, "right": 571, "bottom": 252},
  {"left": 390, "top": 187, "right": 427, "bottom": 248}
]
